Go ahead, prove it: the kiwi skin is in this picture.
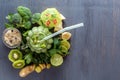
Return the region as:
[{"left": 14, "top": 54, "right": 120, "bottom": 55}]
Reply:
[
  {"left": 12, "top": 60, "right": 25, "bottom": 69},
  {"left": 8, "top": 49, "right": 22, "bottom": 62}
]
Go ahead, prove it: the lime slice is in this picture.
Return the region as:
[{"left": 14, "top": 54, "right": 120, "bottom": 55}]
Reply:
[
  {"left": 61, "top": 40, "right": 70, "bottom": 49},
  {"left": 50, "top": 54, "right": 63, "bottom": 67}
]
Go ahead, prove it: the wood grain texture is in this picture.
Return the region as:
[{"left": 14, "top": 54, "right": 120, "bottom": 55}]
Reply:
[{"left": 0, "top": 0, "right": 120, "bottom": 80}]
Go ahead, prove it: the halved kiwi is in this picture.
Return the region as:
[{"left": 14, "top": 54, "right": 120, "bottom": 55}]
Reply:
[
  {"left": 8, "top": 49, "right": 22, "bottom": 62},
  {"left": 12, "top": 60, "right": 25, "bottom": 69}
]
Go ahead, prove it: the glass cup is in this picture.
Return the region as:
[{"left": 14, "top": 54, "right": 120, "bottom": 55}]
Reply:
[{"left": 2, "top": 28, "right": 22, "bottom": 48}]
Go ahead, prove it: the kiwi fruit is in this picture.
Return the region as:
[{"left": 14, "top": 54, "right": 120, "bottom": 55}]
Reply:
[
  {"left": 8, "top": 49, "right": 22, "bottom": 62},
  {"left": 12, "top": 60, "right": 25, "bottom": 69}
]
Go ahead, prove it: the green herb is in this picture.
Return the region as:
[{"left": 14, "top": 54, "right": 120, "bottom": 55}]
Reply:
[
  {"left": 5, "top": 23, "right": 14, "bottom": 28},
  {"left": 24, "top": 53, "right": 33, "bottom": 64},
  {"left": 53, "top": 38, "right": 60, "bottom": 49}
]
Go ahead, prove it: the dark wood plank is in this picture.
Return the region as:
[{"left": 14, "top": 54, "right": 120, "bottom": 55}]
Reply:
[{"left": 0, "top": 0, "right": 120, "bottom": 80}]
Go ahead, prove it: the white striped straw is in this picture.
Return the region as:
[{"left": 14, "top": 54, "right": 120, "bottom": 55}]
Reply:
[{"left": 41, "top": 23, "right": 84, "bottom": 42}]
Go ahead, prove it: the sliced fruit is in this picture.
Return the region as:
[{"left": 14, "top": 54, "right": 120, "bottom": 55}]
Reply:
[
  {"left": 8, "top": 49, "right": 22, "bottom": 62},
  {"left": 46, "top": 64, "right": 51, "bottom": 69},
  {"left": 61, "top": 32, "right": 71, "bottom": 40},
  {"left": 12, "top": 60, "right": 25, "bottom": 69},
  {"left": 59, "top": 45, "right": 68, "bottom": 53},
  {"left": 50, "top": 54, "right": 63, "bottom": 67},
  {"left": 42, "top": 64, "right": 46, "bottom": 69},
  {"left": 39, "top": 64, "right": 46, "bottom": 70},
  {"left": 35, "top": 66, "right": 42, "bottom": 73},
  {"left": 60, "top": 39, "right": 70, "bottom": 49}
]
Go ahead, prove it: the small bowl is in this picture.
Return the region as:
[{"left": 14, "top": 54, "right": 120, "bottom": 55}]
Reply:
[{"left": 2, "top": 28, "right": 22, "bottom": 48}]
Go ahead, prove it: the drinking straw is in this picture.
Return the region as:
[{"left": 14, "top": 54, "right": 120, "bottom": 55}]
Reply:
[{"left": 41, "top": 23, "right": 84, "bottom": 42}]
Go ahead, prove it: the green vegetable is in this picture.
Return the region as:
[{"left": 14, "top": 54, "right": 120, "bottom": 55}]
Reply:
[
  {"left": 31, "top": 52, "right": 50, "bottom": 64},
  {"left": 5, "top": 6, "right": 32, "bottom": 29},
  {"left": 6, "top": 13, "right": 22, "bottom": 24},
  {"left": 8, "top": 49, "right": 23, "bottom": 62},
  {"left": 17, "top": 6, "right": 32, "bottom": 21},
  {"left": 53, "top": 38, "right": 60, "bottom": 49},
  {"left": 31, "top": 13, "right": 42, "bottom": 25},
  {"left": 5, "top": 23, "right": 14, "bottom": 28},
  {"left": 49, "top": 49, "right": 57, "bottom": 56},
  {"left": 24, "top": 53, "right": 32, "bottom": 64},
  {"left": 24, "top": 21, "right": 31, "bottom": 29}
]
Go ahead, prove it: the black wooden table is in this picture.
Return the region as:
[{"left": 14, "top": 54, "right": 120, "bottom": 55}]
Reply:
[{"left": 0, "top": 0, "right": 120, "bottom": 80}]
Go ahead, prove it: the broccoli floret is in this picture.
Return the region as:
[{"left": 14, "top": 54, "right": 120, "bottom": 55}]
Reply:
[
  {"left": 24, "top": 21, "right": 31, "bottom": 29},
  {"left": 6, "top": 13, "right": 22, "bottom": 24},
  {"left": 17, "top": 6, "right": 32, "bottom": 21},
  {"left": 31, "top": 13, "right": 42, "bottom": 25},
  {"left": 12, "top": 13, "right": 22, "bottom": 24}
]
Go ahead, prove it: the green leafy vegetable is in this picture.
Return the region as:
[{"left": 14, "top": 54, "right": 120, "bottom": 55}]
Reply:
[
  {"left": 17, "top": 6, "right": 32, "bottom": 21},
  {"left": 24, "top": 21, "right": 31, "bottom": 29},
  {"left": 24, "top": 53, "right": 33, "bottom": 64},
  {"left": 53, "top": 38, "right": 60, "bottom": 48},
  {"left": 5, "top": 23, "right": 14, "bottom": 28},
  {"left": 49, "top": 49, "right": 57, "bottom": 56},
  {"left": 31, "top": 13, "right": 42, "bottom": 25},
  {"left": 5, "top": 6, "right": 32, "bottom": 29},
  {"left": 6, "top": 13, "right": 22, "bottom": 24}
]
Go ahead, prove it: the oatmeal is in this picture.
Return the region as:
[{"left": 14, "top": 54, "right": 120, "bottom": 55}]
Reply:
[{"left": 3, "top": 28, "right": 22, "bottom": 48}]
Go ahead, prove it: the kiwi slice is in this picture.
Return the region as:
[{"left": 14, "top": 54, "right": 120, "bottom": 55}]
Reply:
[
  {"left": 12, "top": 60, "right": 25, "bottom": 69},
  {"left": 8, "top": 49, "right": 22, "bottom": 62}
]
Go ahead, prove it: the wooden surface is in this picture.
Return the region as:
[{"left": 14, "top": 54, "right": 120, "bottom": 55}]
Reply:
[{"left": 0, "top": 0, "right": 120, "bottom": 80}]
